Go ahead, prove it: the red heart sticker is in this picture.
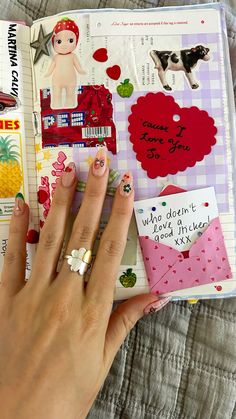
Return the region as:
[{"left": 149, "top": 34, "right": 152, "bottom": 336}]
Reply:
[
  {"left": 128, "top": 92, "right": 217, "bottom": 178},
  {"left": 106, "top": 65, "right": 121, "bottom": 80},
  {"left": 37, "top": 189, "right": 49, "bottom": 204},
  {"left": 93, "top": 48, "right": 108, "bottom": 62},
  {"left": 27, "top": 229, "right": 39, "bottom": 244}
]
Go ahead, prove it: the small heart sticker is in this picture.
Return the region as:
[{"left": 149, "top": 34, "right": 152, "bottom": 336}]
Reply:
[
  {"left": 106, "top": 65, "right": 121, "bottom": 80},
  {"left": 93, "top": 48, "right": 108, "bottom": 62}
]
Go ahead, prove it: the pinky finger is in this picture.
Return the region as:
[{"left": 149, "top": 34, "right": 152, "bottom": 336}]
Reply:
[
  {"left": 1, "top": 194, "right": 29, "bottom": 296},
  {"left": 104, "top": 295, "right": 170, "bottom": 369}
]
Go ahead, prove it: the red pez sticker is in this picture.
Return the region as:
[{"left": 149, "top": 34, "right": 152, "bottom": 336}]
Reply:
[
  {"left": 128, "top": 92, "right": 217, "bottom": 178},
  {"left": 40, "top": 85, "right": 117, "bottom": 154}
]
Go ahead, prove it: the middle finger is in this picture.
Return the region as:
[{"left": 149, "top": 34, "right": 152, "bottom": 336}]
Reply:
[{"left": 57, "top": 148, "right": 109, "bottom": 291}]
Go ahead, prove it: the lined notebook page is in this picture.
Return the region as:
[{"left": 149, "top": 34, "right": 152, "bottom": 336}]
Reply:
[
  {"left": 0, "top": 23, "right": 37, "bottom": 223},
  {"left": 0, "top": 22, "right": 37, "bottom": 275}
]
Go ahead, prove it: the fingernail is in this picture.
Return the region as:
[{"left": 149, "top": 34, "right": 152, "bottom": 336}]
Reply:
[
  {"left": 61, "top": 162, "right": 76, "bottom": 187},
  {"left": 14, "top": 194, "right": 25, "bottom": 216},
  {"left": 119, "top": 172, "right": 133, "bottom": 197},
  {"left": 144, "top": 297, "right": 171, "bottom": 315},
  {"left": 15, "top": 192, "right": 24, "bottom": 201},
  {"left": 92, "top": 148, "right": 107, "bottom": 177}
]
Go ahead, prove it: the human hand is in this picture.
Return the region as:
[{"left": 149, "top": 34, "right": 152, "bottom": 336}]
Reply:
[{"left": 0, "top": 148, "right": 170, "bottom": 419}]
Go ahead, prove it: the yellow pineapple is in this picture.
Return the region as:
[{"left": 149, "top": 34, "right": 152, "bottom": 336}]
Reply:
[{"left": 0, "top": 136, "right": 23, "bottom": 198}]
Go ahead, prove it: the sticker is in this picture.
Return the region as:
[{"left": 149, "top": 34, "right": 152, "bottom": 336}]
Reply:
[
  {"left": 139, "top": 218, "right": 232, "bottom": 295},
  {"left": 40, "top": 85, "right": 117, "bottom": 154},
  {"left": 0, "top": 91, "right": 19, "bottom": 114},
  {"left": 149, "top": 46, "right": 210, "bottom": 91},
  {"left": 116, "top": 79, "right": 134, "bottom": 98},
  {"left": 106, "top": 65, "right": 121, "bottom": 80},
  {"left": 128, "top": 92, "right": 217, "bottom": 178},
  {"left": 30, "top": 24, "right": 53, "bottom": 64},
  {"left": 27, "top": 229, "right": 39, "bottom": 244},
  {"left": 0, "top": 135, "right": 23, "bottom": 199},
  {"left": 119, "top": 268, "right": 137, "bottom": 288},
  {"left": 134, "top": 187, "right": 232, "bottom": 294},
  {"left": 44, "top": 17, "right": 85, "bottom": 109},
  {"left": 134, "top": 187, "right": 218, "bottom": 251},
  {"left": 93, "top": 48, "right": 108, "bottom": 62}
]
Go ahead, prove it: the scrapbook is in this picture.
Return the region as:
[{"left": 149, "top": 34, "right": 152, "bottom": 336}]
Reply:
[{"left": 0, "top": 3, "right": 235, "bottom": 301}]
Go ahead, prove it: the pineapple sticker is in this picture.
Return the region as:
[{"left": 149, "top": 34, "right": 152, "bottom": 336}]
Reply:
[{"left": 0, "top": 135, "right": 23, "bottom": 198}]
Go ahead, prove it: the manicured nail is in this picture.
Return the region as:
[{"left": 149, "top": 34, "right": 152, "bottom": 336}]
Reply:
[
  {"left": 144, "top": 297, "right": 171, "bottom": 315},
  {"left": 61, "top": 162, "right": 76, "bottom": 187},
  {"left": 119, "top": 172, "right": 133, "bottom": 197},
  {"left": 14, "top": 194, "right": 25, "bottom": 216},
  {"left": 92, "top": 148, "right": 107, "bottom": 177},
  {"left": 15, "top": 192, "right": 24, "bottom": 201}
]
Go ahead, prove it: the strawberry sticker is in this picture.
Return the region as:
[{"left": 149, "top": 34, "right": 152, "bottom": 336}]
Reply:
[{"left": 128, "top": 92, "right": 217, "bottom": 178}]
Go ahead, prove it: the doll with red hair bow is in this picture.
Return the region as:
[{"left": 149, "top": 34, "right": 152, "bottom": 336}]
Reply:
[{"left": 45, "top": 17, "right": 86, "bottom": 109}]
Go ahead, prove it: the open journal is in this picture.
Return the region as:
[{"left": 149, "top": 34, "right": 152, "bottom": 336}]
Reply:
[{"left": 0, "top": 3, "right": 235, "bottom": 301}]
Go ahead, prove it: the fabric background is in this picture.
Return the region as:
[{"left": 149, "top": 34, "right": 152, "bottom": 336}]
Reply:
[{"left": 1, "top": 1, "right": 236, "bottom": 418}]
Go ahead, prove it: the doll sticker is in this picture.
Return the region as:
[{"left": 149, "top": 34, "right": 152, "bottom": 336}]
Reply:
[{"left": 45, "top": 18, "right": 86, "bottom": 109}]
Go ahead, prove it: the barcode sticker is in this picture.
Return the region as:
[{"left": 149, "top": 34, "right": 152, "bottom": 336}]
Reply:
[{"left": 82, "top": 126, "right": 111, "bottom": 138}]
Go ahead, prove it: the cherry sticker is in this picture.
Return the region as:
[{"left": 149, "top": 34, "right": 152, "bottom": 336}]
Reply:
[
  {"left": 93, "top": 48, "right": 108, "bottom": 62},
  {"left": 128, "top": 92, "right": 217, "bottom": 178},
  {"left": 106, "top": 65, "right": 121, "bottom": 80}
]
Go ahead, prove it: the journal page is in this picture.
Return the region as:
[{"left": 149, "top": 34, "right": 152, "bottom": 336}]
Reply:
[
  {"left": 30, "top": 4, "right": 236, "bottom": 300},
  {"left": 0, "top": 21, "right": 36, "bottom": 278}
]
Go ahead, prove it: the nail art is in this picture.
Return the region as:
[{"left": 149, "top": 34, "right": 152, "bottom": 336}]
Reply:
[
  {"left": 144, "top": 297, "right": 171, "bottom": 315},
  {"left": 92, "top": 148, "right": 107, "bottom": 177},
  {"left": 15, "top": 192, "right": 25, "bottom": 201},
  {"left": 14, "top": 194, "right": 25, "bottom": 216},
  {"left": 119, "top": 172, "right": 133, "bottom": 197},
  {"left": 61, "top": 162, "right": 76, "bottom": 187}
]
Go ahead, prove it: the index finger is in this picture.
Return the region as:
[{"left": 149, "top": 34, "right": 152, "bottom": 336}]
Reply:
[{"left": 86, "top": 172, "right": 134, "bottom": 306}]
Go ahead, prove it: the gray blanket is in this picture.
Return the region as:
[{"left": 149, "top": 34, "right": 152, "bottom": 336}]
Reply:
[{"left": 2, "top": 1, "right": 236, "bottom": 418}]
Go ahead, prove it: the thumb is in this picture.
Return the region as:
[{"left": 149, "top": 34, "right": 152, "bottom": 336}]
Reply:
[{"left": 104, "top": 294, "right": 170, "bottom": 368}]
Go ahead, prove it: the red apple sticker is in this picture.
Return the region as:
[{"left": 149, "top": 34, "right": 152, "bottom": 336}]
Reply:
[{"left": 128, "top": 92, "right": 217, "bottom": 178}]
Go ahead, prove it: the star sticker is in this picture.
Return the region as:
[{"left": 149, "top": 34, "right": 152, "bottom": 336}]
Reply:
[
  {"left": 35, "top": 143, "right": 40, "bottom": 153},
  {"left": 30, "top": 25, "right": 53, "bottom": 64},
  {"left": 43, "top": 150, "right": 52, "bottom": 160},
  {"left": 36, "top": 162, "right": 42, "bottom": 172}
]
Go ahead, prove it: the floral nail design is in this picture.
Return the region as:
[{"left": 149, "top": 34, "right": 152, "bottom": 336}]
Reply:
[{"left": 119, "top": 172, "right": 133, "bottom": 197}]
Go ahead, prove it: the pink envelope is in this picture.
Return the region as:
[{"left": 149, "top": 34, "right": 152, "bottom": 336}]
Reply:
[{"left": 139, "top": 217, "right": 232, "bottom": 295}]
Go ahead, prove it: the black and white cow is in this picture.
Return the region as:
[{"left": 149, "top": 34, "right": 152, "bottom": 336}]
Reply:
[{"left": 150, "top": 45, "right": 210, "bottom": 90}]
